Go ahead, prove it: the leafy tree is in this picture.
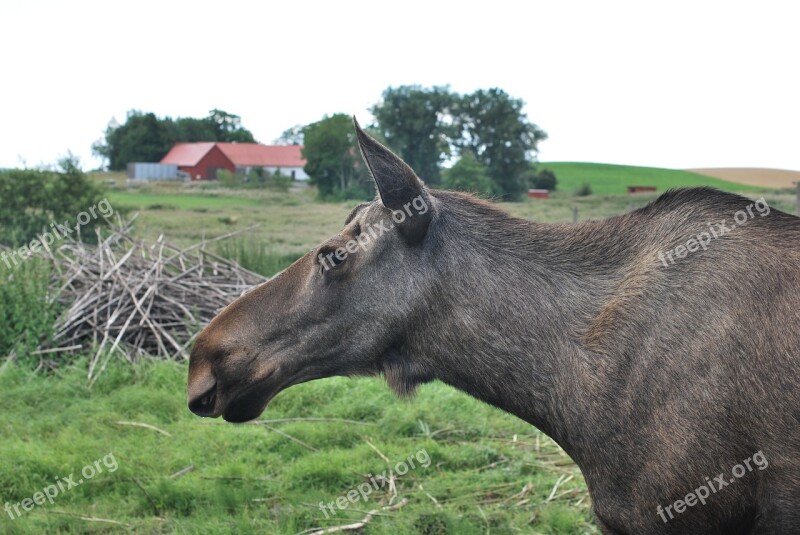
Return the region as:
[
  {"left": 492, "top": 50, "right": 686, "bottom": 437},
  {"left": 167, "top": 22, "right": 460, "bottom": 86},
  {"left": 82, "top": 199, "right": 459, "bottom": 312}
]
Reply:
[
  {"left": 302, "top": 114, "right": 371, "bottom": 200},
  {"left": 208, "top": 109, "right": 256, "bottom": 143},
  {"left": 530, "top": 168, "right": 557, "bottom": 191},
  {"left": 442, "top": 152, "right": 496, "bottom": 196},
  {"left": 455, "top": 88, "right": 547, "bottom": 200},
  {"left": 93, "top": 109, "right": 256, "bottom": 170},
  {"left": 94, "top": 111, "right": 173, "bottom": 171},
  {"left": 0, "top": 157, "right": 108, "bottom": 246},
  {"left": 276, "top": 124, "right": 304, "bottom": 145},
  {"left": 370, "top": 85, "right": 456, "bottom": 186},
  {"left": 172, "top": 117, "right": 217, "bottom": 142}
]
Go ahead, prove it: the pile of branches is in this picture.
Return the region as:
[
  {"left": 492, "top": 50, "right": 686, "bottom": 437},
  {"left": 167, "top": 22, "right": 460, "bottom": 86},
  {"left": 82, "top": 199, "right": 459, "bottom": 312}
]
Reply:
[{"left": 39, "top": 217, "right": 266, "bottom": 382}]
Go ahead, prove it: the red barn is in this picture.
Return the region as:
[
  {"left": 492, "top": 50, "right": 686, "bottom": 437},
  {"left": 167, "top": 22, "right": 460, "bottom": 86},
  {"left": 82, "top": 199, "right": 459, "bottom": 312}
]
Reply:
[{"left": 160, "top": 143, "right": 307, "bottom": 181}]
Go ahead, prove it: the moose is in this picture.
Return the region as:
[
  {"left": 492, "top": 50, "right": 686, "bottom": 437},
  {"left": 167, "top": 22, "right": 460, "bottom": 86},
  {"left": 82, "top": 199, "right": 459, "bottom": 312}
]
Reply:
[{"left": 188, "top": 119, "right": 800, "bottom": 534}]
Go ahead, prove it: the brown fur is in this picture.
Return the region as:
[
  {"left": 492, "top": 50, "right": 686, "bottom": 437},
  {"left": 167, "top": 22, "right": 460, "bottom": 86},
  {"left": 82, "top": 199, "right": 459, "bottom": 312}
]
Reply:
[{"left": 188, "top": 121, "right": 800, "bottom": 534}]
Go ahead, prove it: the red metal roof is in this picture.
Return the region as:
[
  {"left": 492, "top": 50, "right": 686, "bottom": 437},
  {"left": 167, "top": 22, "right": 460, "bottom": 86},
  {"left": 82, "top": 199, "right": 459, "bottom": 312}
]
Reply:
[
  {"left": 160, "top": 142, "right": 304, "bottom": 168},
  {"left": 217, "top": 143, "right": 304, "bottom": 167},
  {"left": 160, "top": 142, "right": 217, "bottom": 166}
]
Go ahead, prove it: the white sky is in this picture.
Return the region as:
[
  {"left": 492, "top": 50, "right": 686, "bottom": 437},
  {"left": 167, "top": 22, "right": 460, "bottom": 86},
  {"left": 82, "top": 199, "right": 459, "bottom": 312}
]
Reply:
[{"left": 1, "top": 0, "right": 798, "bottom": 170}]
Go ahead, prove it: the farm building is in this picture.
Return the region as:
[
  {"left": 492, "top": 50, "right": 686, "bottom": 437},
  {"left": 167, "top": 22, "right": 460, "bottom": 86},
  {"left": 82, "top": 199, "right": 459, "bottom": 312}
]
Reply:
[{"left": 160, "top": 142, "right": 308, "bottom": 181}]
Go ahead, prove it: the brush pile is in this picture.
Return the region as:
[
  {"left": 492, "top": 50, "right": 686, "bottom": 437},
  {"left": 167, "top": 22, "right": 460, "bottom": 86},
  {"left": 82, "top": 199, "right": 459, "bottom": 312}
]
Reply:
[{"left": 39, "top": 217, "right": 266, "bottom": 381}]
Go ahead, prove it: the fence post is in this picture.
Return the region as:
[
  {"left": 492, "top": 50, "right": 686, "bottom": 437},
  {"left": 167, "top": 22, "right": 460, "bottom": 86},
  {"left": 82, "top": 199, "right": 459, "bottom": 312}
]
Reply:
[
  {"left": 572, "top": 206, "right": 579, "bottom": 223},
  {"left": 796, "top": 182, "right": 799, "bottom": 216}
]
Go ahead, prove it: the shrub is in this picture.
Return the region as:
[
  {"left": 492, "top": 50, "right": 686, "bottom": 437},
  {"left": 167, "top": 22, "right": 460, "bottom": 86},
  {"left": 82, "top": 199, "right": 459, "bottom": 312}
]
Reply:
[
  {"left": 531, "top": 168, "right": 557, "bottom": 191},
  {"left": 217, "top": 169, "right": 241, "bottom": 187},
  {"left": 330, "top": 181, "right": 374, "bottom": 202},
  {"left": 574, "top": 182, "right": 593, "bottom": 197},
  {"left": 0, "top": 159, "right": 108, "bottom": 246},
  {"left": 217, "top": 239, "right": 304, "bottom": 277},
  {"left": 442, "top": 152, "right": 496, "bottom": 197},
  {"left": 268, "top": 169, "right": 293, "bottom": 192},
  {"left": 0, "top": 259, "right": 57, "bottom": 360}
]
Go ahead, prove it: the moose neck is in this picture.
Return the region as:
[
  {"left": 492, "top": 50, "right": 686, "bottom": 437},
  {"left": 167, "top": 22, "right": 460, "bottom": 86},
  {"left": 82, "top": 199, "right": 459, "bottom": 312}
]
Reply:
[{"left": 406, "top": 192, "right": 632, "bottom": 463}]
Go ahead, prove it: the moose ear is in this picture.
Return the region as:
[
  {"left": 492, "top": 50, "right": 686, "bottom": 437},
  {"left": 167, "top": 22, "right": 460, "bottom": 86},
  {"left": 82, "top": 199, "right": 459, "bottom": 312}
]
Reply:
[{"left": 353, "top": 117, "right": 433, "bottom": 244}]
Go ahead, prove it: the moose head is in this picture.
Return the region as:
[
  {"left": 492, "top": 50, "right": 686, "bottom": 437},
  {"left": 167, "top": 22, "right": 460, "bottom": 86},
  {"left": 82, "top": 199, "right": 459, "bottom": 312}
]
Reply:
[{"left": 188, "top": 119, "right": 442, "bottom": 422}]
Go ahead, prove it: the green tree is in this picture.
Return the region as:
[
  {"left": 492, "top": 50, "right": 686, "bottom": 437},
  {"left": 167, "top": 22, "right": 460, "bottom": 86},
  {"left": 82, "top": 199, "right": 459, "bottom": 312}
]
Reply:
[
  {"left": 172, "top": 117, "right": 217, "bottom": 142},
  {"left": 530, "top": 168, "right": 557, "bottom": 191},
  {"left": 93, "top": 109, "right": 256, "bottom": 170},
  {"left": 302, "top": 114, "right": 371, "bottom": 200},
  {"left": 94, "top": 111, "right": 173, "bottom": 170},
  {"left": 370, "top": 85, "right": 456, "bottom": 186},
  {"left": 442, "top": 152, "right": 496, "bottom": 196},
  {"left": 276, "top": 124, "right": 304, "bottom": 145},
  {"left": 208, "top": 109, "right": 256, "bottom": 143},
  {"left": 455, "top": 88, "right": 547, "bottom": 200},
  {"left": 0, "top": 157, "right": 108, "bottom": 246}
]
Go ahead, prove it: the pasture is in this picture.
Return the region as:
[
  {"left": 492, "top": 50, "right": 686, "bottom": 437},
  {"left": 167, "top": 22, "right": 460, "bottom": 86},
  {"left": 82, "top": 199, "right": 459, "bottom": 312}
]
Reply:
[
  {"left": 537, "top": 162, "right": 766, "bottom": 195},
  {"left": 1, "top": 169, "right": 796, "bottom": 534}
]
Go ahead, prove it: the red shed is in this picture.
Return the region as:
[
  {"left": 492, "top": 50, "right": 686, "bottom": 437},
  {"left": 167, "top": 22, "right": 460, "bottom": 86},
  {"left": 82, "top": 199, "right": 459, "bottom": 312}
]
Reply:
[
  {"left": 161, "top": 142, "right": 235, "bottom": 180},
  {"left": 527, "top": 189, "right": 550, "bottom": 199}
]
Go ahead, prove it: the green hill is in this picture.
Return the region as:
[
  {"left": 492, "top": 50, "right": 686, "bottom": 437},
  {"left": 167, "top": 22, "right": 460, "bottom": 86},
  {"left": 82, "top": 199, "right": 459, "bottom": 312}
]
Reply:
[{"left": 538, "top": 162, "right": 762, "bottom": 195}]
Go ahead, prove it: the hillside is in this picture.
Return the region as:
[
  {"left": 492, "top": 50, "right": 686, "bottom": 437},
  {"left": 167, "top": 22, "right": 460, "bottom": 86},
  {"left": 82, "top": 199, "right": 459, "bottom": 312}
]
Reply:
[{"left": 538, "top": 162, "right": 762, "bottom": 195}]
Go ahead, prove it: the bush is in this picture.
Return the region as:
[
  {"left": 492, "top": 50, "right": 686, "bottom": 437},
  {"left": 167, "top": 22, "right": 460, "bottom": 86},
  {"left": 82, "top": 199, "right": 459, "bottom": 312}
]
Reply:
[
  {"left": 217, "top": 169, "right": 241, "bottom": 187},
  {"left": 0, "top": 159, "right": 108, "bottom": 246},
  {"left": 217, "top": 239, "right": 304, "bottom": 277},
  {"left": 531, "top": 168, "right": 557, "bottom": 191},
  {"left": 574, "top": 182, "right": 593, "bottom": 197},
  {"left": 330, "top": 180, "right": 374, "bottom": 202},
  {"left": 0, "top": 259, "right": 57, "bottom": 360},
  {"left": 442, "top": 152, "right": 496, "bottom": 197},
  {"left": 218, "top": 168, "right": 293, "bottom": 192},
  {"left": 268, "top": 169, "right": 293, "bottom": 192}
]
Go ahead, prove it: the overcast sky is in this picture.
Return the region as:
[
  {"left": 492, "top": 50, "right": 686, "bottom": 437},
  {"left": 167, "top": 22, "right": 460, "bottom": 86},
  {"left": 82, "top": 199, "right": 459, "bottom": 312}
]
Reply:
[{"left": 1, "top": 0, "right": 797, "bottom": 171}]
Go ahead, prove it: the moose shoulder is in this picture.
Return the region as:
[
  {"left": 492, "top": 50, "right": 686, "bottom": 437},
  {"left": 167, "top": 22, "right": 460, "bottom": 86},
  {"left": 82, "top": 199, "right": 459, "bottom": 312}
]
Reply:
[{"left": 188, "top": 119, "right": 800, "bottom": 534}]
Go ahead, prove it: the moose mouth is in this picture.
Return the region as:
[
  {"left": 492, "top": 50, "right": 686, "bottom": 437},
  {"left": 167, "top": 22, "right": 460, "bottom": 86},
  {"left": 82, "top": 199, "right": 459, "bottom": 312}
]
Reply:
[
  {"left": 221, "top": 368, "right": 285, "bottom": 423},
  {"left": 221, "top": 367, "right": 326, "bottom": 423}
]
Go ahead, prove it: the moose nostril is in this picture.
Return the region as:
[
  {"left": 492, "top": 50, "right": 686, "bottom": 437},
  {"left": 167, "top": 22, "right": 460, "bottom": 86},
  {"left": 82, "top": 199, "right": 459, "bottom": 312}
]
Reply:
[{"left": 188, "top": 382, "right": 218, "bottom": 417}]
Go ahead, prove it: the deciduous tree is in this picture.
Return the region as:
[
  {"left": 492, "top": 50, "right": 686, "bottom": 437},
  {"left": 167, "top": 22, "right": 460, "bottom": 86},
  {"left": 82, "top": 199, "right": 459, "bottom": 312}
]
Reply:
[{"left": 302, "top": 114, "right": 371, "bottom": 200}]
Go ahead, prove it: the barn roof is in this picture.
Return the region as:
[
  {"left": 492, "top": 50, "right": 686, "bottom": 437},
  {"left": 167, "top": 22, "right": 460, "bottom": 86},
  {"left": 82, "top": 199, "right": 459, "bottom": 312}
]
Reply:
[
  {"left": 217, "top": 143, "right": 304, "bottom": 167},
  {"left": 160, "top": 142, "right": 304, "bottom": 168},
  {"left": 160, "top": 142, "right": 218, "bottom": 166}
]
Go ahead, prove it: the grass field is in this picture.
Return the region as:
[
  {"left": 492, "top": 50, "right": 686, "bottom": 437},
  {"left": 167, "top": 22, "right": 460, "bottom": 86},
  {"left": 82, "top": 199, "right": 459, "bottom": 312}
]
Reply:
[
  {"left": 538, "top": 162, "right": 765, "bottom": 195},
  {"left": 2, "top": 167, "right": 796, "bottom": 534},
  {"left": 0, "top": 359, "right": 594, "bottom": 534}
]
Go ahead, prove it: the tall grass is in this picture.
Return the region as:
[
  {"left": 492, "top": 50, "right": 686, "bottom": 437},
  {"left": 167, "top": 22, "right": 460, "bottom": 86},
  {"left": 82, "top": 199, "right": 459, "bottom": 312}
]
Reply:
[
  {"left": 216, "top": 238, "right": 305, "bottom": 277},
  {"left": 0, "top": 258, "right": 58, "bottom": 361}
]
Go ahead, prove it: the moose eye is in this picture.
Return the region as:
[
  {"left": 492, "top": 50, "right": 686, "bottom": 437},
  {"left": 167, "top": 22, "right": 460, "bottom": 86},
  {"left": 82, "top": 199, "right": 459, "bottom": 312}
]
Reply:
[{"left": 317, "top": 246, "right": 347, "bottom": 275}]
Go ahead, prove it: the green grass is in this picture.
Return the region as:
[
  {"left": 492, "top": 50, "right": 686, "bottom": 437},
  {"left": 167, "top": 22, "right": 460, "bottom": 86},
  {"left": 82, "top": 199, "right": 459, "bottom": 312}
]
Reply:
[
  {"left": 0, "top": 358, "right": 596, "bottom": 534},
  {"left": 107, "top": 191, "right": 262, "bottom": 211},
  {"left": 539, "top": 162, "right": 764, "bottom": 195}
]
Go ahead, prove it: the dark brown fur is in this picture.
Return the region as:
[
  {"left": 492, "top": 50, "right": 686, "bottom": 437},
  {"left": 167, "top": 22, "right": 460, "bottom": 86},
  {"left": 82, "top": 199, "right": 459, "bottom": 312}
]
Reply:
[{"left": 188, "top": 121, "right": 800, "bottom": 534}]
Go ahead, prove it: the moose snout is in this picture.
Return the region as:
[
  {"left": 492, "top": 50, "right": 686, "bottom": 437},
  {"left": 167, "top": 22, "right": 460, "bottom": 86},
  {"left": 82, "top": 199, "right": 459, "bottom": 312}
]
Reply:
[{"left": 188, "top": 368, "right": 219, "bottom": 417}]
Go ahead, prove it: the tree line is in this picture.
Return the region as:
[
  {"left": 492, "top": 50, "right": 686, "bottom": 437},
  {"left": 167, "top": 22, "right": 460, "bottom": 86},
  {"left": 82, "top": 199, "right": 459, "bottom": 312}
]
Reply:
[
  {"left": 93, "top": 86, "right": 554, "bottom": 200},
  {"left": 93, "top": 109, "right": 255, "bottom": 171},
  {"left": 300, "top": 86, "right": 553, "bottom": 201}
]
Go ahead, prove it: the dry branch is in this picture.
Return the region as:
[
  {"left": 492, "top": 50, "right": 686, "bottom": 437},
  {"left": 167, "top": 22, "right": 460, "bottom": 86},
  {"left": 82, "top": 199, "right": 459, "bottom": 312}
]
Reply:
[
  {"left": 300, "top": 497, "right": 409, "bottom": 535},
  {"left": 36, "top": 218, "right": 266, "bottom": 378}
]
